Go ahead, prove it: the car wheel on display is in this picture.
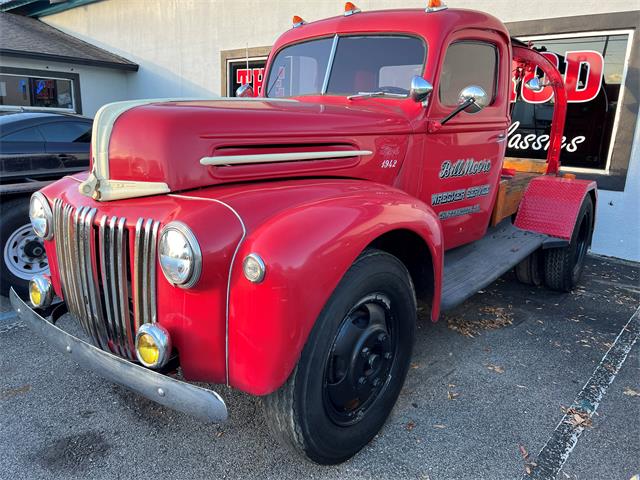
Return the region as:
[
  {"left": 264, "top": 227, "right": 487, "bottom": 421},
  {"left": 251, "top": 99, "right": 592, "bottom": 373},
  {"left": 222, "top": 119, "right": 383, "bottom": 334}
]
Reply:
[
  {"left": 544, "top": 195, "right": 594, "bottom": 292},
  {"left": 0, "top": 197, "right": 49, "bottom": 297},
  {"left": 263, "top": 249, "right": 416, "bottom": 464}
]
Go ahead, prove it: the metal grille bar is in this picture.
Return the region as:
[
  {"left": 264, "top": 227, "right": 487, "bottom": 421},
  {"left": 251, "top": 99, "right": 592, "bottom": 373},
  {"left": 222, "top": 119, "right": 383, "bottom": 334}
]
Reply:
[{"left": 52, "top": 200, "right": 159, "bottom": 361}]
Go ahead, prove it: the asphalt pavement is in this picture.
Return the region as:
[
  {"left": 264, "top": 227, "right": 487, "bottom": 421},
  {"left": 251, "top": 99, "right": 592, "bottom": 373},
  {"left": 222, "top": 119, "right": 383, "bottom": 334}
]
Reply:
[{"left": 0, "top": 254, "right": 638, "bottom": 480}]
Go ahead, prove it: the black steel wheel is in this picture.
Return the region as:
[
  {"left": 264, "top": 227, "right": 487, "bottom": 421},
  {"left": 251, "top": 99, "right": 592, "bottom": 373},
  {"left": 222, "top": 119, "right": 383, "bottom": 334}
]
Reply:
[
  {"left": 544, "top": 195, "right": 594, "bottom": 291},
  {"left": 323, "top": 293, "right": 397, "bottom": 426},
  {"left": 263, "top": 249, "right": 416, "bottom": 464}
]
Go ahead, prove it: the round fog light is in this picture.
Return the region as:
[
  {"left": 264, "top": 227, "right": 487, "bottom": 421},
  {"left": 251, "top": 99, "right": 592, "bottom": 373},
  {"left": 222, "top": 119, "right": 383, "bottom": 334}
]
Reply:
[
  {"left": 135, "top": 323, "right": 172, "bottom": 369},
  {"left": 243, "top": 253, "right": 266, "bottom": 283},
  {"left": 29, "top": 275, "right": 52, "bottom": 308}
]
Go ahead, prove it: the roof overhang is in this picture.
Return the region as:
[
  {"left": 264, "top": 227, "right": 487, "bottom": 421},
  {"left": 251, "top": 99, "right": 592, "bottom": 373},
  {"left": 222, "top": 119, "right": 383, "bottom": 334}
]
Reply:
[
  {"left": 0, "top": 0, "right": 102, "bottom": 18},
  {"left": 0, "top": 48, "right": 139, "bottom": 71}
]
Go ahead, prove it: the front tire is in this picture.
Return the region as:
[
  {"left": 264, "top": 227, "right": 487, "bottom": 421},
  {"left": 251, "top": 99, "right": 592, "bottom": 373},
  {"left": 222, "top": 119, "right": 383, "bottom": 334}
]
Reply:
[
  {"left": 263, "top": 249, "right": 417, "bottom": 464},
  {"left": 544, "top": 196, "right": 594, "bottom": 291},
  {"left": 1, "top": 197, "right": 49, "bottom": 298}
]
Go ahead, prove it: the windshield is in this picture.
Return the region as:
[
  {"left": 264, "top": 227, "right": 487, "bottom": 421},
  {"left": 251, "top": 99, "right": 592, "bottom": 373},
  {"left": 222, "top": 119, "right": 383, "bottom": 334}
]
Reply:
[{"left": 266, "top": 35, "right": 426, "bottom": 98}]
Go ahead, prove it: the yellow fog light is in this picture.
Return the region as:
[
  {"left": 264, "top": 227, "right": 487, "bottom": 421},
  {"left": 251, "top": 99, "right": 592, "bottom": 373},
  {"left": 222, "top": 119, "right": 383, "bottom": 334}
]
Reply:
[
  {"left": 135, "top": 323, "right": 172, "bottom": 369},
  {"left": 29, "top": 275, "right": 52, "bottom": 308}
]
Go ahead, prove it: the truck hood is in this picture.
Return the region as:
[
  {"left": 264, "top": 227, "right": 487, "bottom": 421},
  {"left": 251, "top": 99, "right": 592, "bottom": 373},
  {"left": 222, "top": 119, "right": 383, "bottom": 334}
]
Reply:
[{"left": 79, "top": 98, "right": 413, "bottom": 201}]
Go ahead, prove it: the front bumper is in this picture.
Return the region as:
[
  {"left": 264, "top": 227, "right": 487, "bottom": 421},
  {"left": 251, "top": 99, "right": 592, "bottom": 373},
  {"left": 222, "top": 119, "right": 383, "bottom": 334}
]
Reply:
[{"left": 10, "top": 288, "right": 228, "bottom": 423}]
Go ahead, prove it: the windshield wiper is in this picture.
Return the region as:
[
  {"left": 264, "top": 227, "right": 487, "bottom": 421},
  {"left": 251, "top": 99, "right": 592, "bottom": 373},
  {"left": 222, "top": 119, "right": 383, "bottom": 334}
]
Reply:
[{"left": 347, "top": 91, "right": 406, "bottom": 100}]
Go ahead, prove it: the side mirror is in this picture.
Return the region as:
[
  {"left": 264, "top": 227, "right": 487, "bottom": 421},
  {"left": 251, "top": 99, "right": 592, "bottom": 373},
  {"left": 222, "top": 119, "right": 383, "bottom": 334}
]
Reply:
[
  {"left": 524, "top": 77, "right": 547, "bottom": 93},
  {"left": 409, "top": 76, "right": 433, "bottom": 104},
  {"left": 440, "top": 85, "right": 489, "bottom": 125},
  {"left": 458, "top": 85, "right": 489, "bottom": 113},
  {"left": 236, "top": 83, "right": 254, "bottom": 98}
]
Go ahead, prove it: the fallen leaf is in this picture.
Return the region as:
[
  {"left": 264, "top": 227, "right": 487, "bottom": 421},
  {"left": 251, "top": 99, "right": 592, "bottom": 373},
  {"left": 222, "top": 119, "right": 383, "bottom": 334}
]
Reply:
[
  {"left": 623, "top": 387, "right": 640, "bottom": 397},
  {"left": 564, "top": 407, "right": 593, "bottom": 428},
  {"left": 406, "top": 421, "right": 416, "bottom": 431},
  {"left": 487, "top": 364, "right": 505, "bottom": 374},
  {"left": 519, "top": 444, "right": 529, "bottom": 460},
  {"left": 445, "top": 307, "right": 513, "bottom": 337},
  {"left": 0, "top": 385, "right": 31, "bottom": 401},
  {"left": 447, "top": 391, "right": 459, "bottom": 400}
]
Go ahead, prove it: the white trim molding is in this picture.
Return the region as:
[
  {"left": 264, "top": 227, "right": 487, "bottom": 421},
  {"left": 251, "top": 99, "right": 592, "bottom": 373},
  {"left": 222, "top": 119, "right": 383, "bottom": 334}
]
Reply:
[{"left": 201, "top": 150, "right": 373, "bottom": 166}]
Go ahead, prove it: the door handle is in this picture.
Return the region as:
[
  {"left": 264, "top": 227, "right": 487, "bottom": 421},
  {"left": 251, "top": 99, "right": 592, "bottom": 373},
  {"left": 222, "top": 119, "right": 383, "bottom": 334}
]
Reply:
[{"left": 495, "top": 133, "right": 507, "bottom": 143}]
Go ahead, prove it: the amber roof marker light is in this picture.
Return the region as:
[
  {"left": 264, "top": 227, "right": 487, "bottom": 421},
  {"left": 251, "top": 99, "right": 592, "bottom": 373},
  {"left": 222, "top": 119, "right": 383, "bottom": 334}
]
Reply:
[
  {"left": 344, "top": 2, "right": 361, "bottom": 16},
  {"left": 292, "top": 15, "right": 306, "bottom": 28},
  {"left": 425, "top": 0, "right": 447, "bottom": 12}
]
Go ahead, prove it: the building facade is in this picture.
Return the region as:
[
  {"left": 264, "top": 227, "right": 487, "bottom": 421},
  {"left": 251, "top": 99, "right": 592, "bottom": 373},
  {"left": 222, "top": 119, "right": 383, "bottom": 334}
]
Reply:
[{"left": 2, "top": 0, "right": 638, "bottom": 260}]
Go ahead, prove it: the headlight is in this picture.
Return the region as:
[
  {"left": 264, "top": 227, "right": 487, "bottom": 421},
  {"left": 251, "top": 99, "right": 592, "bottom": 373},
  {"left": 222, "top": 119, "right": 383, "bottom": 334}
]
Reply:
[
  {"left": 135, "top": 323, "right": 172, "bottom": 368},
  {"left": 158, "top": 221, "right": 202, "bottom": 288},
  {"left": 29, "top": 274, "right": 53, "bottom": 308},
  {"left": 29, "top": 192, "right": 53, "bottom": 240}
]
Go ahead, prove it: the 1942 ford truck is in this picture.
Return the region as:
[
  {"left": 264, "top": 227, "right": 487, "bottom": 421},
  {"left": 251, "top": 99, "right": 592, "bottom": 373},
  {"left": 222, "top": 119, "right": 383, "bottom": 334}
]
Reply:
[{"left": 13, "top": 2, "right": 597, "bottom": 464}]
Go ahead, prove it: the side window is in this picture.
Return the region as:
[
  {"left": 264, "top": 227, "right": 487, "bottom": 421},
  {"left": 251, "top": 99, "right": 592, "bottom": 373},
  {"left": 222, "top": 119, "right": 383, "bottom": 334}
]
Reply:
[
  {"left": 1, "top": 127, "right": 45, "bottom": 142},
  {"left": 439, "top": 41, "right": 498, "bottom": 107},
  {"left": 38, "top": 121, "right": 92, "bottom": 143}
]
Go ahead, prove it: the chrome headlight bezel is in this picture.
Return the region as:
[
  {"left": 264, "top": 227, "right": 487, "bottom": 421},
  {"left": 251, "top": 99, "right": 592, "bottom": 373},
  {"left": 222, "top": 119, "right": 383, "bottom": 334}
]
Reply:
[
  {"left": 29, "top": 192, "right": 53, "bottom": 240},
  {"left": 29, "top": 274, "right": 53, "bottom": 308},
  {"left": 158, "top": 221, "right": 202, "bottom": 289},
  {"left": 135, "top": 323, "right": 172, "bottom": 369}
]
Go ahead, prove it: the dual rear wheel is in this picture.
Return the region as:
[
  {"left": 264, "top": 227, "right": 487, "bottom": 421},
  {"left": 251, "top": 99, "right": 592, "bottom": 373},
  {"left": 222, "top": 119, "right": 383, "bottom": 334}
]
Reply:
[{"left": 515, "top": 195, "right": 594, "bottom": 291}]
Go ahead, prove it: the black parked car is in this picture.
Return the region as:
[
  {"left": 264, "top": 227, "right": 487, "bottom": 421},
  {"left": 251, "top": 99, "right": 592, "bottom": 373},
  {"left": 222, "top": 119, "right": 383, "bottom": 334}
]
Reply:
[{"left": 0, "top": 110, "right": 92, "bottom": 297}]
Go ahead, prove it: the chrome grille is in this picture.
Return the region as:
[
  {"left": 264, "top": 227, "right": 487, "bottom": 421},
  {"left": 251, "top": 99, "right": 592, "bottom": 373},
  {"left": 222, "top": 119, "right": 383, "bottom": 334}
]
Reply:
[{"left": 53, "top": 199, "right": 160, "bottom": 360}]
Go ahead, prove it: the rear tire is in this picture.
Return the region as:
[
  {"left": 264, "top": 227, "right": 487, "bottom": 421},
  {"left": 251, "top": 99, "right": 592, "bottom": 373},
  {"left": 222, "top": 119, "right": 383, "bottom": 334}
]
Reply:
[
  {"left": 515, "top": 249, "right": 543, "bottom": 286},
  {"left": 263, "top": 249, "right": 417, "bottom": 464},
  {"left": 544, "top": 196, "right": 594, "bottom": 292}
]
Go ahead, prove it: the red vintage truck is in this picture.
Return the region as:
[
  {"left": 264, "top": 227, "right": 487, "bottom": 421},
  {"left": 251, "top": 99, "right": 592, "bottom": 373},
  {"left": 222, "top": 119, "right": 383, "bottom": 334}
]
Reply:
[{"left": 13, "top": 2, "right": 597, "bottom": 464}]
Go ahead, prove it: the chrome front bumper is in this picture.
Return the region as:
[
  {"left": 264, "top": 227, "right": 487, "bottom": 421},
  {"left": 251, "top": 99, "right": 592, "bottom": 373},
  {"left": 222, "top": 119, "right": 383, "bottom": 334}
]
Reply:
[{"left": 10, "top": 288, "right": 228, "bottom": 423}]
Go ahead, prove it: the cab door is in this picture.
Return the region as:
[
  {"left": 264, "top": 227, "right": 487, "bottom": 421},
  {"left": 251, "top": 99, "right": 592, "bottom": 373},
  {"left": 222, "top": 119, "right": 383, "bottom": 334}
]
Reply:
[{"left": 421, "top": 30, "right": 511, "bottom": 250}]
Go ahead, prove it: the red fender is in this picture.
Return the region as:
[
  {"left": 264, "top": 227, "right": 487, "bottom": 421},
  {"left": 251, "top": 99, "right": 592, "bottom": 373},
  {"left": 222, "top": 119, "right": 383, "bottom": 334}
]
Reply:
[
  {"left": 514, "top": 176, "right": 597, "bottom": 240},
  {"left": 225, "top": 181, "right": 443, "bottom": 395}
]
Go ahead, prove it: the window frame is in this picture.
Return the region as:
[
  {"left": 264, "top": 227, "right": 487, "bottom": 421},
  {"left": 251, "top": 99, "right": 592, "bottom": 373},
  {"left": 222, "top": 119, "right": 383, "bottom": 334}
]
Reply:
[
  {"left": 506, "top": 11, "right": 639, "bottom": 192},
  {"left": 264, "top": 33, "right": 428, "bottom": 99},
  {"left": 0, "top": 67, "right": 81, "bottom": 114},
  {"left": 437, "top": 39, "right": 500, "bottom": 108},
  {"left": 0, "top": 125, "right": 46, "bottom": 142},
  {"left": 37, "top": 120, "right": 93, "bottom": 144},
  {"left": 514, "top": 29, "right": 635, "bottom": 177}
]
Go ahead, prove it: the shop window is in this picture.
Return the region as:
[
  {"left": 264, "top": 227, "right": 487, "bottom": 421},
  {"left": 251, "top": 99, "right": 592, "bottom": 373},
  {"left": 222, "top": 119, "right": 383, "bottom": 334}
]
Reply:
[
  {"left": 508, "top": 32, "right": 632, "bottom": 171},
  {"left": 228, "top": 58, "right": 268, "bottom": 97},
  {"left": 0, "top": 74, "right": 75, "bottom": 111},
  {"left": 439, "top": 41, "right": 498, "bottom": 106}
]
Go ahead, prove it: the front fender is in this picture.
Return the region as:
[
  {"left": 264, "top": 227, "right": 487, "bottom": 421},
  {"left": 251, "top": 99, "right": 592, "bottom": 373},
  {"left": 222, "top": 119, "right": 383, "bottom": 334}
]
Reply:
[{"left": 226, "top": 181, "right": 443, "bottom": 395}]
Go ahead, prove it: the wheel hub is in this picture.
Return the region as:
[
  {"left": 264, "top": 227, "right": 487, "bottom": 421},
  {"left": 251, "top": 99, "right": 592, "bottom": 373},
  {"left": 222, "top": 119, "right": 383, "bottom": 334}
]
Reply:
[
  {"left": 323, "top": 294, "right": 396, "bottom": 425},
  {"left": 3, "top": 224, "right": 49, "bottom": 280}
]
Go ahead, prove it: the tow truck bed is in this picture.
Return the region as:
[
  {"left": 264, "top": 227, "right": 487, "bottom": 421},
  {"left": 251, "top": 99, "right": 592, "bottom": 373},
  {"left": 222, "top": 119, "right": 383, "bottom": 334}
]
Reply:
[{"left": 441, "top": 221, "right": 547, "bottom": 311}]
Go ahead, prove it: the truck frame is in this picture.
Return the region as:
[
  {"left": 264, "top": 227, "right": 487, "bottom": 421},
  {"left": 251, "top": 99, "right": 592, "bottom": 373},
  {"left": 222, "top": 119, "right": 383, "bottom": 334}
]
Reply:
[{"left": 12, "top": 3, "right": 597, "bottom": 464}]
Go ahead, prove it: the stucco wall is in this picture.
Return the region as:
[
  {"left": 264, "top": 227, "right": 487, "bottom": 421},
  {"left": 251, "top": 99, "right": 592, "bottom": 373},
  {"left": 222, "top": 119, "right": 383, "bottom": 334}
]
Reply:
[
  {"left": 38, "top": 0, "right": 640, "bottom": 261},
  {"left": 41, "top": 0, "right": 637, "bottom": 99},
  {"left": 591, "top": 108, "right": 640, "bottom": 261},
  {"left": 0, "top": 56, "right": 130, "bottom": 117}
]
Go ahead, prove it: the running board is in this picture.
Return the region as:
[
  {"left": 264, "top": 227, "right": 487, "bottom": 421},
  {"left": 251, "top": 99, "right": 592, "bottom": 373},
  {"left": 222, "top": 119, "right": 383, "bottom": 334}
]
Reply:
[{"left": 440, "top": 221, "right": 547, "bottom": 311}]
